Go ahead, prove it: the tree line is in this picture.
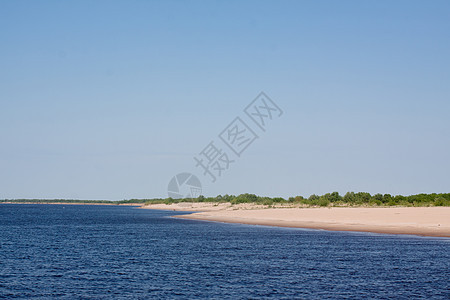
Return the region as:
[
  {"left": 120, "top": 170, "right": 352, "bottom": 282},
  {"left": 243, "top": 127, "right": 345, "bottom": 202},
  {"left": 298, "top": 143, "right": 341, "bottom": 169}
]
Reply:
[
  {"left": 141, "top": 192, "right": 450, "bottom": 207},
  {"left": 1, "top": 192, "right": 449, "bottom": 207}
]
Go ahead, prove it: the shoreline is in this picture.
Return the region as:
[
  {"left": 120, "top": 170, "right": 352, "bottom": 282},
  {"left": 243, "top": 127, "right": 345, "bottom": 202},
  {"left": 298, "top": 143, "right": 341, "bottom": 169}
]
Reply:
[
  {"left": 0, "top": 202, "right": 142, "bottom": 206},
  {"left": 143, "top": 204, "right": 450, "bottom": 237},
  {"left": 174, "top": 213, "right": 450, "bottom": 237}
]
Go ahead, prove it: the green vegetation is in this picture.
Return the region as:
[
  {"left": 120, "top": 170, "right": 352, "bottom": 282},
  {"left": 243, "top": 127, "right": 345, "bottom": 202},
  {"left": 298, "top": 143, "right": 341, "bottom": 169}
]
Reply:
[
  {"left": 141, "top": 192, "right": 450, "bottom": 207},
  {"left": 1, "top": 192, "right": 450, "bottom": 207}
]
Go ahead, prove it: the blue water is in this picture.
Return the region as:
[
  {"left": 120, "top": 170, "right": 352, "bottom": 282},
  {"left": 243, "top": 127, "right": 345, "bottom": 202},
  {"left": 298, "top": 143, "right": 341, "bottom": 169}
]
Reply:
[{"left": 0, "top": 205, "right": 449, "bottom": 299}]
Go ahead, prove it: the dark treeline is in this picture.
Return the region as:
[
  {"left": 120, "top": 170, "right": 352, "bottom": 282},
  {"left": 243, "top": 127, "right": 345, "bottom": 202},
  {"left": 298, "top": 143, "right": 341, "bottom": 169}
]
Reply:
[
  {"left": 2, "top": 192, "right": 450, "bottom": 207},
  {"left": 0, "top": 199, "right": 121, "bottom": 204},
  {"left": 0, "top": 199, "right": 149, "bottom": 204}
]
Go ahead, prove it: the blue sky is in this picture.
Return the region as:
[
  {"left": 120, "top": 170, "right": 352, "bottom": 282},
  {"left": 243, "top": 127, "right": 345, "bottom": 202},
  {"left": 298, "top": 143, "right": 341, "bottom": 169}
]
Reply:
[{"left": 1, "top": 0, "right": 449, "bottom": 200}]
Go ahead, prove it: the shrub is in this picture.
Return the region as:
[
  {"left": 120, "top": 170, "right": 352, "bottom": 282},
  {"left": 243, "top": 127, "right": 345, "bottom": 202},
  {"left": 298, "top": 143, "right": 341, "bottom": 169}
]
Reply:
[
  {"left": 263, "top": 199, "right": 273, "bottom": 206},
  {"left": 317, "top": 197, "right": 330, "bottom": 207},
  {"left": 272, "top": 197, "right": 285, "bottom": 203},
  {"left": 435, "top": 197, "right": 446, "bottom": 206}
]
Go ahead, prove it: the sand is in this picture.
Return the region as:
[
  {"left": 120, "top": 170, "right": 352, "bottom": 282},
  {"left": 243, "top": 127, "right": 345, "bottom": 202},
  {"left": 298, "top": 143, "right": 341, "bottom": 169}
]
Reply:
[{"left": 142, "top": 203, "right": 450, "bottom": 237}]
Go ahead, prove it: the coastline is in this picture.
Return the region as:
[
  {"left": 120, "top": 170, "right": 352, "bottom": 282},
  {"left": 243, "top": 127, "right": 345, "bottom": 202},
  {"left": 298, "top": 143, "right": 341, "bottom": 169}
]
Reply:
[
  {"left": 0, "top": 202, "right": 142, "bottom": 206},
  {"left": 143, "top": 204, "right": 450, "bottom": 237}
]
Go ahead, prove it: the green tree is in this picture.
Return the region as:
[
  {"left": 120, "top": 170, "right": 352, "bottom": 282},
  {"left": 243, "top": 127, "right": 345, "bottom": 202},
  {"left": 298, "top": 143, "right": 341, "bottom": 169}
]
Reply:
[
  {"left": 434, "top": 197, "right": 447, "bottom": 206},
  {"left": 343, "top": 192, "right": 356, "bottom": 204},
  {"left": 329, "top": 192, "right": 342, "bottom": 203},
  {"left": 318, "top": 196, "right": 330, "bottom": 207}
]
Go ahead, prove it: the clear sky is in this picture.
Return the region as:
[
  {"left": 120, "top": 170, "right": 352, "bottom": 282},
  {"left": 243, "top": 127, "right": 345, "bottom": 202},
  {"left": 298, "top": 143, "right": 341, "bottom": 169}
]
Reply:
[{"left": 1, "top": 0, "right": 449, "bottom": 200}]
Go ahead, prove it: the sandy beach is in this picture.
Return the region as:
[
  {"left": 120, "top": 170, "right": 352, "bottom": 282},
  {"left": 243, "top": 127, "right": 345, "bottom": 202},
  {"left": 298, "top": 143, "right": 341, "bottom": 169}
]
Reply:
[{"left": 143, "top": 203, "right": 450, "bottom": 237}]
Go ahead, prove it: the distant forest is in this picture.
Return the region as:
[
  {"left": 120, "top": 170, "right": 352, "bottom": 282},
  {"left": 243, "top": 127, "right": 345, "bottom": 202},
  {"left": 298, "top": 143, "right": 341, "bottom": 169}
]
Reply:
[{"left": 1, "top": 192, "right": 450, "bottom": 207}]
